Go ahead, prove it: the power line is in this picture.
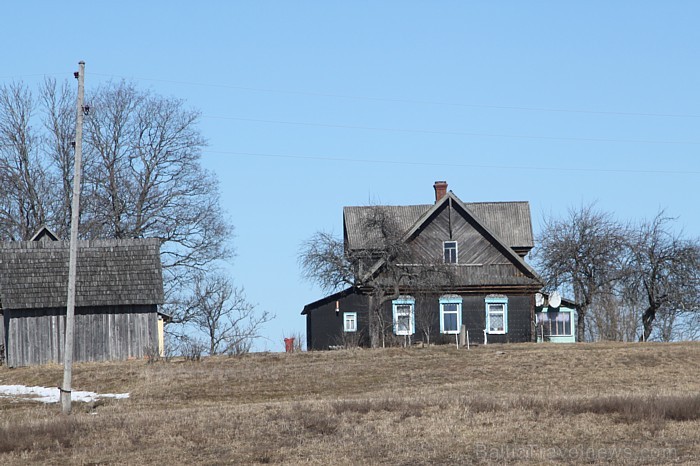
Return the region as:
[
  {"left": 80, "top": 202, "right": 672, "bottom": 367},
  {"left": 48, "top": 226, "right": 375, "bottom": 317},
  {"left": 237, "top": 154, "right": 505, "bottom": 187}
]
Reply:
[
  {"left": 0, "top": 73, "right": 66, "bottom": 80},
  {"left": 90, "top": 72, "right": 700, "bottom": 119},
  {"left": 205, "top": 149, "right": 700, "bottom": 175},
  {"left": 205, "top": 115, "right": 700, "bottom": 146}
]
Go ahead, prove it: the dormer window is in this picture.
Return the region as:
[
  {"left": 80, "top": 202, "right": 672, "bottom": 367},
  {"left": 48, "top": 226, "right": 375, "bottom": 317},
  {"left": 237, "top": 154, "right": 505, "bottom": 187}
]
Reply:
[{"left": 444, "top": 241, "right": 458, "bottom": 264}]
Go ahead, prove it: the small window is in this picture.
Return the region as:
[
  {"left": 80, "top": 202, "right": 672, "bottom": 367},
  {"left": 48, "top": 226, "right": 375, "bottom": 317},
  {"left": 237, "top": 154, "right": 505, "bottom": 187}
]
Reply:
[
  {"left": 392, "top": 297, "right": 415, "bottom": 336},
  {"left": 344, "top": 312, "right": 357, "bottom": 332},
  {"left": 444, "top": 241, "right": 458, "bottom": 264},
  {"left": 485, "top": 297, "right": 508, "bottom": 334},
  {"left": 440, "top": 296, "right": 462, "bottom": 334}
]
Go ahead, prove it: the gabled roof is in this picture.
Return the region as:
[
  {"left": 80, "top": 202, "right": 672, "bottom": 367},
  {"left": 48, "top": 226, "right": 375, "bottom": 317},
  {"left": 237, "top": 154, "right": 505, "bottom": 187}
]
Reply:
[
  {"left": 0, "top": 238, "right": 164, "bottom": 310},
  {"left": 29, "top": 225, "right": 60, "bottom": 242},
  {"left": 344, "top": 199, "right": 534, "bottom": 251},
  {"left": 360, "top": 192, "right": 541, "bottom": 284}
]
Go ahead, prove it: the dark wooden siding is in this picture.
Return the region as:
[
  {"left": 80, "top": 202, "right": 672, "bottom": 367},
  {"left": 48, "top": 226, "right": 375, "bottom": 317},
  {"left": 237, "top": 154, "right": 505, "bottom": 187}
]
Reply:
[
  {"left": 306, "top": 292, "right": 370, "bottom": 350},
  {"left": 5, "top": 305, "right": 158, "bottom": 367},
  {"left": 377, "top": 293, "right": 532, "bottom": 346},
  {"left": 407, "top": 202, "right": 516, "bottom": 267}
]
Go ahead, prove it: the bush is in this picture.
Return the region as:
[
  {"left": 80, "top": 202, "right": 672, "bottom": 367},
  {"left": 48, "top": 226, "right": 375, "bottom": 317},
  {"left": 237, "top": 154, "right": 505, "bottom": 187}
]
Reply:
[{"left": 182, "top": 339, "right": 205, "bottom": 362}]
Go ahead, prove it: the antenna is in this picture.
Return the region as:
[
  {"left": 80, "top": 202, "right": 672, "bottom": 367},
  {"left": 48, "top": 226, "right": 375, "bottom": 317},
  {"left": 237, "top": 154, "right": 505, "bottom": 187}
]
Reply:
[
  {"left": 535, "top": 292, "right": 545, "bottom": 307},
  {"left": 549, "top": 291, "right": 561, "bottom": 309}
]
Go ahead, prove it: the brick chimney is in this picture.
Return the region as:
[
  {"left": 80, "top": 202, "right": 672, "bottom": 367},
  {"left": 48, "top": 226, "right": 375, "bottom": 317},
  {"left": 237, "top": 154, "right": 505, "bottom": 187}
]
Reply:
[{"left": 433, "top": 181, "right": 448, "bottom": 203}]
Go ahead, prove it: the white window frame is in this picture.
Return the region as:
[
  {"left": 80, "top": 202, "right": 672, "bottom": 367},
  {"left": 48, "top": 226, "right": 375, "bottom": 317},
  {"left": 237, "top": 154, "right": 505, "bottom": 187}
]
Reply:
[
  {"left": 440, "top": 295, "right": 462, "bottom": 334},
  {"left": 343, "top": 312, "right": 357, "bottom": 333},
  {"left": 443, "top": 241, "right": 458, "bottom": 264},
  {"left": 485, "top": 297, "right": 508, "bottom": 334},
  {"left": 392, "top": 296, "right": 415, "bottom": 336},
  {"left": 536, "top": 310, "right": 573, "bottom": 337}
]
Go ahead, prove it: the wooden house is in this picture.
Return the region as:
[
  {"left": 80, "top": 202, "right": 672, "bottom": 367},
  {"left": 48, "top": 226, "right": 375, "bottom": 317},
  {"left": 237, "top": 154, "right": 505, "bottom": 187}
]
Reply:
[
  {"left": 0, "top": 233, "right": 165, "bottom": 366},
  {"left": 302, "top": 181, "right": 545, "bottom": 350}
]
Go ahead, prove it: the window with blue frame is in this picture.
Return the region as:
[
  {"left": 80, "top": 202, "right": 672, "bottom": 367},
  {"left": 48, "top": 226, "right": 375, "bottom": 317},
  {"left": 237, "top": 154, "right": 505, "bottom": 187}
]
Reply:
[
  {"left": 440, "top": 295, "right": 462, "bottom": 334},
  {"left": 392, "top": 296, "right": 415, "bottom": 336},
  {"left": 485, "top": 296, "right": 508, "bottom": 334}
]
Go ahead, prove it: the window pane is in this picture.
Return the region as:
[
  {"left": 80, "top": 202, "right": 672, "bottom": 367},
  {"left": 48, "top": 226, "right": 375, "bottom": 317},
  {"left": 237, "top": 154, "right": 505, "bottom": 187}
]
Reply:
[
  {"left": 489, "top": 314, "right": 504, "bottom": 332},
  {"left": 489, "top": 304, "right": 504, "bottom": 313},
  {"left": 543, "top": 312, "right": 571, "bottom": 336},
  {"left": 444, "top": 312, "right": 458, "bottom": 332},
  {"left": 443, "top": 303, "right": 458, "bottom": 312},
  {"left": 397, "top": 315, "right": 410, "bottom": 333}
]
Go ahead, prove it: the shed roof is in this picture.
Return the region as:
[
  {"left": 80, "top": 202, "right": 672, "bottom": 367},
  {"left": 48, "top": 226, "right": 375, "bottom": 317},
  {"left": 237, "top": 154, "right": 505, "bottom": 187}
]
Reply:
[
  {"left": 0, "top": 238, "right": 164, "bottom": 310},
  {"left": 344, "top": 200, "right": 534, "bottom": 251}
]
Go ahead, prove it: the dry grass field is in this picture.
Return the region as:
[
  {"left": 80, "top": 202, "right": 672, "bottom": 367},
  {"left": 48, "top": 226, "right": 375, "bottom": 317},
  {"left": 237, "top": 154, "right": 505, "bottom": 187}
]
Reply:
[{"left": 0, "top": 341, "right": 698, "bottom": 465}]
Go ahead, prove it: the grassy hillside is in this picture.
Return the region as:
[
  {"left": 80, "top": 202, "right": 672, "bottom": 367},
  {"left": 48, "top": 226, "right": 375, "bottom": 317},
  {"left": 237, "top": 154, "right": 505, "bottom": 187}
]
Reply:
[{"left": 1, "top": 342, "right": 699, "bottom": 464}]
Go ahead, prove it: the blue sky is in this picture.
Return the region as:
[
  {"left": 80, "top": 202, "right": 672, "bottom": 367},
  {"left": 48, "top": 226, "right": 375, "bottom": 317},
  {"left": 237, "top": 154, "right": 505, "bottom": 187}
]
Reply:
[{"left": 3, "top": 2, "right": 699, "bottom": 350}]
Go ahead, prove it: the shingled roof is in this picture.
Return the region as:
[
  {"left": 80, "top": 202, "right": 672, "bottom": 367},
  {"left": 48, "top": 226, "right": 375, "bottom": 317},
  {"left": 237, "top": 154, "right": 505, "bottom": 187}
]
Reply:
[
  {"left": 344, "top": 200, "right": 534, "bottom": 251},
  {"left": 0, "top": 238, "right": 164, "bottom": 310}
]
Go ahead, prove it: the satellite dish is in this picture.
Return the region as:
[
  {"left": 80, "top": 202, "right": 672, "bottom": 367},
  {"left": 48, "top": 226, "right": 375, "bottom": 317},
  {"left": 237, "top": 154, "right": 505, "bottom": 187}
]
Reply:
[
  {"left": 549, "top": 291, "right": 561, "bottom": 309},
  {"left": 535, "top": 293, "right": 545, "bottom": 307}
]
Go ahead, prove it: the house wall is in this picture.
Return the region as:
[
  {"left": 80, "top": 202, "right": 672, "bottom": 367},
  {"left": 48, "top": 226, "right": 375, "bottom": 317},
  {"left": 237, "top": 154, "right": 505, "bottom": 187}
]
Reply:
[
  {"left": 306, "top": 292, "right": 370, "bottom": 350},
  {"left": 379, "top": 293, "right": 533, "bottom": 345},
  {"left": 4, "top": 305, "right": 158, "bottom": 367}
]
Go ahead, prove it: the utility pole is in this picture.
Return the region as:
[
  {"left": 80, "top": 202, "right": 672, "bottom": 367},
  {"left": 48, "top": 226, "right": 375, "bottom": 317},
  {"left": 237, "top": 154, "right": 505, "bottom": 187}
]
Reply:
[{"left": 61, "top": 61, "right": 85, "bottom": 415}]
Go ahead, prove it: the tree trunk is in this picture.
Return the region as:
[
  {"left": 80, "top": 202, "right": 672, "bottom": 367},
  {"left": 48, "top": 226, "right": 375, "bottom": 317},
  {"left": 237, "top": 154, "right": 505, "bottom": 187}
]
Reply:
[
  {"left": 368, "top": 296, "right": 381, "bottom": 348},
  {"left": 640, "top": 306, "right": 657, "bottom": 342},
  {"left": 576, "top": 309, "right": 586, "bottom": 342}
]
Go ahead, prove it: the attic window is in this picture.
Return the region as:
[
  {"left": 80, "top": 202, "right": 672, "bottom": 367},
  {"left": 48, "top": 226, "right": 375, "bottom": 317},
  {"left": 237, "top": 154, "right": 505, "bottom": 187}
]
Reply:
[{"left": 444, "top": 241, "right": 458, "bottom": 264}]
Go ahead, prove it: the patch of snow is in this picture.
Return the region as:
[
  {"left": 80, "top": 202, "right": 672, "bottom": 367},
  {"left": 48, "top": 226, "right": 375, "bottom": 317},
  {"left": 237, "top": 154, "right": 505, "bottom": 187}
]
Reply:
[{"left": 0, "top": 385, "right": 129, "bottom": 404}]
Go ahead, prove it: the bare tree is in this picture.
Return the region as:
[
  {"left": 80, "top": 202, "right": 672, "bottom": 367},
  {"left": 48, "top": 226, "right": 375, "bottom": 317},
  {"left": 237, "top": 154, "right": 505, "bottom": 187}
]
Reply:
[
  {"left": 40, "top": 78, "right": 79, "bottom": 239},
  {"left": 184, "top": 272, "right": 272, "bottom": 355},
  {"left": 586, "top": 287, "right": 640, "bottom": 342},
  {"left": 77, "top": 81, "right": 232, "bottom": 324},
  {"left": 625, "top": 212, "right": 700, "bottom": 341},
  {"left": 536, "top": 204, "right": 627, "bottom": 342},
  {"left": 299, "top": 231, "right": 354, "bottom": 292},
  {"left": 0, "top": 82, "right": 50, "bottom": 240},
  {"left": 0, "top": 79, "right": 236, "bottom": 343}
]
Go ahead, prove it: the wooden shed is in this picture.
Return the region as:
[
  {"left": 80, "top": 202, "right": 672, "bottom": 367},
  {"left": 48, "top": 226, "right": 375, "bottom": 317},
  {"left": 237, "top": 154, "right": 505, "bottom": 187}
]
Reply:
[{"left": 0, "top": 237, "right": 164, "bottom": 367}]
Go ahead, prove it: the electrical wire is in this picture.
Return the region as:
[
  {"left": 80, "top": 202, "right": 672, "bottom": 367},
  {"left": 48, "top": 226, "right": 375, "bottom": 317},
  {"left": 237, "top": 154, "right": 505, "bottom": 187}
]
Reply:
[
  {"left": 205, "top": 150, "right": 700, "bottom": 176},
  {"left": 89, "top": 73, "right": 700, "bottom": 119},
  {"left": 204, "top": 115, "right": 700, "bottom": 146}
]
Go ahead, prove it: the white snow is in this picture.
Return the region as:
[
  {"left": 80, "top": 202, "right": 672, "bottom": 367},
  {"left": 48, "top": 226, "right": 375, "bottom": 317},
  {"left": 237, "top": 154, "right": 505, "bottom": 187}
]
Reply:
[{"left": 0, "top": 385, "right": 129, "bottom": 404}]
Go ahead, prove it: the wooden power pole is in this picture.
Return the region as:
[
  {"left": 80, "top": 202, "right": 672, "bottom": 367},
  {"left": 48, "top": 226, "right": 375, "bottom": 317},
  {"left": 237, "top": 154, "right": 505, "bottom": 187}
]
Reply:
[{"left": 61, "top": 60, "right": 85, "bottom": 415}]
